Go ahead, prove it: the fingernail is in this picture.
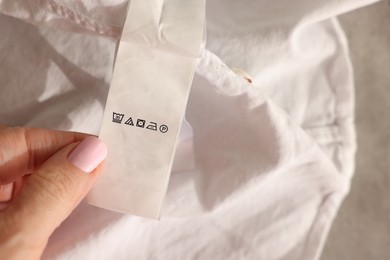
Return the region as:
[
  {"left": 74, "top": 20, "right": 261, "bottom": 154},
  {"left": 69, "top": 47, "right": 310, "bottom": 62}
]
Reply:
[
  {"left": 0, "top": 183, "right": 14, "bottom": 202},
  {"left": 68, "top": 137, "right": 108, "bottom": 173}
]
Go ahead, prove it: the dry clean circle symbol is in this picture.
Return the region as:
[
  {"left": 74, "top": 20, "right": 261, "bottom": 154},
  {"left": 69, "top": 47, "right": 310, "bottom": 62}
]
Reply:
[{"left": 159, "top": 125, "right": 168, "bottom": 133}]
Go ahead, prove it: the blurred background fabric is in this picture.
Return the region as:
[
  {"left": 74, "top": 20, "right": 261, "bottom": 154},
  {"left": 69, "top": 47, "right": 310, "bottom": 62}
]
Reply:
[
  {"left": 322, "top": 1, "right": 390, "bottom": 259},
  {"left": 0, "top": 0, "right": 388, "bottom": 259}
]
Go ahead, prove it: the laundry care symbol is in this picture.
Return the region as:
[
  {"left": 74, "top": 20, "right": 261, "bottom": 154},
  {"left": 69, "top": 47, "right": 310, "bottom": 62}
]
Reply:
[
  {"left": 112, "top": 112, "right": 124, "bottom": 124},
  {"left": 159, "top": 124, "right": 168, "bottom": 133},
  {"left": 125, "top": 117, "right": 134, "bottom": 126},
  {"left": 146, "top": 122, "right": 157, "bottom": 131},
  {"left": 136, "top": 119, "right": 146, "bottom": 128},
  {"left": 112, "top": 112, "right": 168, "bottom": 133}
]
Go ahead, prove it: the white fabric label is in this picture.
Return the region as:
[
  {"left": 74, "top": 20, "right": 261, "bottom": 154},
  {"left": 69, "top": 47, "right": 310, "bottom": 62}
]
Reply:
[{"left": 87, "top": 0, "right": 205, "bottom": 219}]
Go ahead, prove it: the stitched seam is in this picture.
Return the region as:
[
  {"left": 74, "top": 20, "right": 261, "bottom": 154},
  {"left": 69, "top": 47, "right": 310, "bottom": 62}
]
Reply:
[
  {"left": 41, "top": 0, "right": 122, "bottom": 38},
  {"left": 304, "top": 125, "right": 342, "bottom": 145}
]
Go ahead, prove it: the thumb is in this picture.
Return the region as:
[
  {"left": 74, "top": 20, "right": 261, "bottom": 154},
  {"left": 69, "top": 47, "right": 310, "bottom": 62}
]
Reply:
[{"left": 5, "top": 136, "right": 107, "bottom": 246}]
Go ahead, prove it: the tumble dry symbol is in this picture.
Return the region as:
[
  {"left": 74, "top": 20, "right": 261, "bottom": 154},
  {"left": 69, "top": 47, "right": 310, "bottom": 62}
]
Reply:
[
  {"left": 136, "top": 119, "right": 146, "bottom": 128},
  {"left": 112, "top": 112, "right": 168, "bottom": 134}
]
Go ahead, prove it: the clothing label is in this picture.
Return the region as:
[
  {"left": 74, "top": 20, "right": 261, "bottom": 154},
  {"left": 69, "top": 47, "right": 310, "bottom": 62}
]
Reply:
[{"left": 87, "top": 0, "right": 205, "bottom": 219}]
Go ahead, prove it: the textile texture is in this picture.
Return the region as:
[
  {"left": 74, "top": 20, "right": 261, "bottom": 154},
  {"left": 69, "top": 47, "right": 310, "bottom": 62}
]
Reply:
[{"left": 0, "top": 0, "right": 380, "bottom": 259}]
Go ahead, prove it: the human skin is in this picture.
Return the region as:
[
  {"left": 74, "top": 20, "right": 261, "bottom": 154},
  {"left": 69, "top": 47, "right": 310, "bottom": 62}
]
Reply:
[{"left": 0, "top": 127, "right": 107, "bottom": 259}]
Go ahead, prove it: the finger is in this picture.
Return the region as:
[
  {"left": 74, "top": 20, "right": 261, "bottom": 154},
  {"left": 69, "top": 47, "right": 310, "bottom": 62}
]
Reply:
[
  {"left": 13, "top": 177, "right": 25, "bottom": 197},
  {"left": 0, "top": 177, "right": 28, "bottom": 210},
  {"left": 2, "top": 136, "right": 107, "bottom": 249},
  {"left": 0, "top": 183, "right": 13, "bottom": 202},
  {"left": 0, "top": 127, "right": 90, "bottom": 184}
]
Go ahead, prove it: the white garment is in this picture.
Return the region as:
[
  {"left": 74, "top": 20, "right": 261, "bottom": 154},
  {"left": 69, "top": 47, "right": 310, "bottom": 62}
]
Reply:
[{"left": 0, "top": 0, "right": 379, "bottom": 259}]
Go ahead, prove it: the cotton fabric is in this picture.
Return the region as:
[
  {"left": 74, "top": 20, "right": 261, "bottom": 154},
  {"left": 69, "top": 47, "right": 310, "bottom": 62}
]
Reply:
[{"left": 0, "top": 0, "right": 379, "bottom": 259}]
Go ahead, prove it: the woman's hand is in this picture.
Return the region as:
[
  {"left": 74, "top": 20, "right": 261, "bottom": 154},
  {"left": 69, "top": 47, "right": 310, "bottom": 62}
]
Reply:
[{"left": 0, "top": 127, "right": 107, "bottom": 259}]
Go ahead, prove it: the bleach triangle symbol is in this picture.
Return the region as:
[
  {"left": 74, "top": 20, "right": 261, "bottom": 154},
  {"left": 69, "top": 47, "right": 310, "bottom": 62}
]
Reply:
[{"left": 125, "top": 117, "right": 134, "bottom": 126}]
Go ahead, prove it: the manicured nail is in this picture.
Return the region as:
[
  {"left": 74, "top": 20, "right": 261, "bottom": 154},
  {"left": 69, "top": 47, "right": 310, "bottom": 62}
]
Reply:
[
  {"left": 0, "top": 183, "right": 14, "bottom": 202},
  {"left": 68, "top": 137, "right": 108, "bottom": 173}
]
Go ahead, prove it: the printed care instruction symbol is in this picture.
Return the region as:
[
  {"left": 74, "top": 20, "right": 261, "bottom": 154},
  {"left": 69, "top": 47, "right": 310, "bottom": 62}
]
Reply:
[
  {"left": 112, "top": 113, "right": 124, "bottom": 124},
  {"left": 125, "top": 117, "right": 134, "bottom": 126},
  {"left": 136, "top": 119, "right": 146, "bottom": 128},
  {"left": 112, "top": 112, "right": 168, "bottom": 134},
  {"left": 147, "top": 122, "right": 157, "bottom": 131},
  {"left": 159, "top": 125, "right": 168, "bottom": 133}
]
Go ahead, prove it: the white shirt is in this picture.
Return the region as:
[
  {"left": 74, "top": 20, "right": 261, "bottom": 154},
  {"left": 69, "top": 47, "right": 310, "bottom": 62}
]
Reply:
[{"left": 0, "top": 0, "right": 379, "bottom": 259}]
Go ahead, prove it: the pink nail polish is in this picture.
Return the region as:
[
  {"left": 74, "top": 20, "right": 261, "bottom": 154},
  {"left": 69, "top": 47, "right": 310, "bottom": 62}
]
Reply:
[{"left": 68, "top": 137, "right": 108, "bottom": 173}]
